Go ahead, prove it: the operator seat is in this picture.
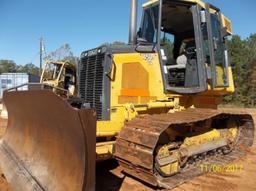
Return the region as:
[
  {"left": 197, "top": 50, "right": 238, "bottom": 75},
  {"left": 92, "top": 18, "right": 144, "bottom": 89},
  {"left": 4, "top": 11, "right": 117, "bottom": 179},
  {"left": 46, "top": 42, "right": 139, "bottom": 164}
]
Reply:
[{"left": 176, "top": 54, "right": 187, "bottom": 68}]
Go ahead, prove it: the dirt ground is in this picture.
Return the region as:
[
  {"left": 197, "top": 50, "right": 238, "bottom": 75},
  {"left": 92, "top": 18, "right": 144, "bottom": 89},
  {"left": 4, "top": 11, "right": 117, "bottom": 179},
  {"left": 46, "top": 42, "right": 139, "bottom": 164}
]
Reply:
[{"left": 0, "top": 109, "right": 256, "bottom": 191}]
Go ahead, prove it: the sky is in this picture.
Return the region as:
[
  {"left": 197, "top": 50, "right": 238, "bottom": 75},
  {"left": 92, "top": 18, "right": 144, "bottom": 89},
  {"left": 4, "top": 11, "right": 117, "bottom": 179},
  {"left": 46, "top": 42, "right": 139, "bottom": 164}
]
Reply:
[{"left": 0, "top": 0, "right": 256, "bottom": 67}]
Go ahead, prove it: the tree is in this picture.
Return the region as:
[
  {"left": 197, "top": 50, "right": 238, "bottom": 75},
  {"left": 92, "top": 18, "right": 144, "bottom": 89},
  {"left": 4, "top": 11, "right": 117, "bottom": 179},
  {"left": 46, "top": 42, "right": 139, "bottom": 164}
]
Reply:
[
  {"left": 223, "top": 33, "right": 256, "bottom": 107},
  {"left": 161, "top": 38, "right": 174, "bottom": 60},
  {"left": 0, "top": 60, "right": 17, "bottom": 73},
  {"left": 44, "top": 43, "right": 78, "bottom": 65},
  {"left": 17, "top": 63, "right": 40, "bottom": 76},
  {"left": 245, "top": 34, "right": 256, "bottom": 107},
  {"left": 224, "top": 35, "right": 249, "bottom": 105},
  {"left": 247, "top": 59, "right": 256, "bottom": 106},
  {"left": 0, "top": 59, "right": 40, "bottom": 76}
]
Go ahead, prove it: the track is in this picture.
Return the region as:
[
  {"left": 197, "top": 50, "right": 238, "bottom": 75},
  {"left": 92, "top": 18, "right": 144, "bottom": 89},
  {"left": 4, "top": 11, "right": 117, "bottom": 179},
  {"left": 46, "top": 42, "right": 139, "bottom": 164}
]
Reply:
[
  {"left": 118, "top": 109, "right": 256, "bottom": 191},
  {"left": 114, "top": 108, "right": 254, "bottom": 189}
]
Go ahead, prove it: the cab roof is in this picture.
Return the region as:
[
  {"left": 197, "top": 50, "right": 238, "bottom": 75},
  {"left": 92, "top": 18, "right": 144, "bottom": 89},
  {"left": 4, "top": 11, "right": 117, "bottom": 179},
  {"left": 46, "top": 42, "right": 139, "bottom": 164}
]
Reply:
[
  {"left": 142, "top": 0, "right": 232, "bottom": 34},
  {"left": 143, "top": 0, "right": 209, "bottom": 8},
  {"left": 45, "top": 60, "right": 76, "bottom": 69}
]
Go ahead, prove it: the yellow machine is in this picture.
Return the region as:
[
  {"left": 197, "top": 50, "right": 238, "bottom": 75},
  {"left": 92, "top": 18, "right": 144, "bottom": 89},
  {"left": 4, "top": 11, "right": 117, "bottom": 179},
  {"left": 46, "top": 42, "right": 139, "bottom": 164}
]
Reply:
[
  {"left": 41, "top": 60, "right": 76, "bottom": 97},
  {"left": 0, "top": 0, "right": 254, "bottom": 190},
  {"left": 90, "top": 0, "right": 240, "bottom": 160}
]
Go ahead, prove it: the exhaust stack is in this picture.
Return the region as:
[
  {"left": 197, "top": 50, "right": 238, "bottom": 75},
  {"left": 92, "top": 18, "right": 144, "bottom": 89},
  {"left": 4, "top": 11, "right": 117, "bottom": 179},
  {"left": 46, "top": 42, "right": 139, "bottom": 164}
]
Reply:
[{"left": 129, "top": 0, "right": 138, "bottom": 45}]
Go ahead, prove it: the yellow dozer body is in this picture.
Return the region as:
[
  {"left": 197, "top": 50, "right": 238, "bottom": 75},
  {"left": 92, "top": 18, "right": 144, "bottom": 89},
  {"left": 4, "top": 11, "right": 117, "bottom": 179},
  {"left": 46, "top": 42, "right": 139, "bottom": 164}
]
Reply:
[{"left": 0, "top": 0, "right": 254, "bottom": 190}]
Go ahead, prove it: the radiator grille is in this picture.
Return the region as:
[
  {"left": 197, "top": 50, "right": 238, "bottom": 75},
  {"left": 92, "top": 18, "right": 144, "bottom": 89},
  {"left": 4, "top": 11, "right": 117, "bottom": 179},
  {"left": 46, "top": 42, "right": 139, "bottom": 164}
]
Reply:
[{"left": 80, "top": 53, "right": 105, "bottom": 119}]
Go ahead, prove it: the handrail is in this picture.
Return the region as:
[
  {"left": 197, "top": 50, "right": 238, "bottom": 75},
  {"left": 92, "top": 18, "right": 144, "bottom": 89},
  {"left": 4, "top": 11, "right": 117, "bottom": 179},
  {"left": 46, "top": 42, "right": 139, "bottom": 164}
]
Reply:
[{"left": 4, "top": 83, "right": 69, "bottom": 98}]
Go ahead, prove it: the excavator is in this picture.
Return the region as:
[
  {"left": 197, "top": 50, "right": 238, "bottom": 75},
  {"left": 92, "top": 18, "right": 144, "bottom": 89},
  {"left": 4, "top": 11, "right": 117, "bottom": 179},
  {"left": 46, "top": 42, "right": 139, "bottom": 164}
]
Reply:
[{"left": 0, "top": 0, "right": 254, "bottom": 190}]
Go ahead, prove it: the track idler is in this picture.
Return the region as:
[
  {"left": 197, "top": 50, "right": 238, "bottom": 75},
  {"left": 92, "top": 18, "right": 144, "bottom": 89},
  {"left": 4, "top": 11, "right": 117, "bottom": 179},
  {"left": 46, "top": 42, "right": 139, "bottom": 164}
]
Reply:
[{"left": 0, "top": 90, "right": 96, "bottom": 191}]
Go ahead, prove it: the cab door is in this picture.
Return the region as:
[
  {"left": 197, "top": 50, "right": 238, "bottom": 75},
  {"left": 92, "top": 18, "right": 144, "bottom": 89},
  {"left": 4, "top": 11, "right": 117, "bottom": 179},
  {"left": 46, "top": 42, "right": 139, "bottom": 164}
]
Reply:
[{"left": 205, "top": 4, "right": 229, "bottom": 88}]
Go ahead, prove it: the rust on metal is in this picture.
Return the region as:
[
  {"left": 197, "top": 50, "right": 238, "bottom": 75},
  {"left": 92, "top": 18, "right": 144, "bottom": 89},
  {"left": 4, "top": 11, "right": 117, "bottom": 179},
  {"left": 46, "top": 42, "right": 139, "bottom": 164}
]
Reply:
[
  {"left": 0, "top": 90, "right": 96, "bottom": 191},
  {"left": 114, "top": 108, "right": 255, "bottom": 189}
]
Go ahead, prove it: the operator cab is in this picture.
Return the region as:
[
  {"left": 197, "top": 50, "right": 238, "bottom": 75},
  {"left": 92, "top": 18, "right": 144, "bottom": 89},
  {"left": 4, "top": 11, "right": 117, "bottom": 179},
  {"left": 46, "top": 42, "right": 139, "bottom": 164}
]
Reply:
[{"left": 139, "top": 0, "right": 231, "bottom": 94}]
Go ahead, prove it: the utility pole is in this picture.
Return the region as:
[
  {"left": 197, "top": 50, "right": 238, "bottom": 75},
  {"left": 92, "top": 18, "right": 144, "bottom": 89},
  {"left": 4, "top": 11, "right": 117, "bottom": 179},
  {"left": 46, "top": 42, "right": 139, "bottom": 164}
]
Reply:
[{"left": 39, "top": 37, "right": 44, "bottom": 75}]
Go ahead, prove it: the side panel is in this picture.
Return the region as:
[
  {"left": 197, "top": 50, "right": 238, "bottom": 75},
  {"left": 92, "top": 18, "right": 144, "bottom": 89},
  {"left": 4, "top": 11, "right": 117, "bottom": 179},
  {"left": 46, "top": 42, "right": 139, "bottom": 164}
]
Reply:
[{"left": 111, "top": 52, "right": 166, "bottom": 106}]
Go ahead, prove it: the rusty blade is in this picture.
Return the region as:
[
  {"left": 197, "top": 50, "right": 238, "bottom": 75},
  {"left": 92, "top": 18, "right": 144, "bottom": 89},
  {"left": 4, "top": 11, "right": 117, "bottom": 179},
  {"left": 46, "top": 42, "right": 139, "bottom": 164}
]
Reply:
[{"left": 0, "top": 90, "right": 96, "bottom": 191}]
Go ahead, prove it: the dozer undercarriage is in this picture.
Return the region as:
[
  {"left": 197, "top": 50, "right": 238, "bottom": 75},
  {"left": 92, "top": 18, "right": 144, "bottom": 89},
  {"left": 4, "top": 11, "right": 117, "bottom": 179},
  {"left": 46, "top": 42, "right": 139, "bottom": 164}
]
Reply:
[{"left": 114, "top": 108, "right": 254, "bottom": 189}]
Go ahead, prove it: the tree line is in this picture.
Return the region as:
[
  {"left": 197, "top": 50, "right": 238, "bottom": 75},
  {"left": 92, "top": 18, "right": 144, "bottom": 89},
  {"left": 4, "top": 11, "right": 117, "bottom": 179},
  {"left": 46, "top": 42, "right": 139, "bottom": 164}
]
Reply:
[
  {"left": 0, "top": 42, "right": 124, "bottom": 76},
  {"left": 224, "top": 34, "right": 256, "bottom": 107},
  {"left": 0, "top": 43, "right": 77, "bottom": 76},
  {"left": 0, "top": 60, "right": 40, "bottom": 76}
]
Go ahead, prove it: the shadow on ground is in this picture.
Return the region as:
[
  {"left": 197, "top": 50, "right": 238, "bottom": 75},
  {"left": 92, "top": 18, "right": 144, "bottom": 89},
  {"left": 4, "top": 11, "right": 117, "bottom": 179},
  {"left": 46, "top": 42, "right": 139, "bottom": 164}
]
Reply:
[{"left": 96, "top": 159, "right": 124, "bottom": 191}]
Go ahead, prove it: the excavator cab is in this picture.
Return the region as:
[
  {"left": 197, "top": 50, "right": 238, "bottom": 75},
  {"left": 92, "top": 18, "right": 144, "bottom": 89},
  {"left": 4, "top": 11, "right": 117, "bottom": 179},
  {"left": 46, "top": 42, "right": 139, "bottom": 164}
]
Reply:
[{"left": 138, "top": 0, "right": 231, "bottom": 93}]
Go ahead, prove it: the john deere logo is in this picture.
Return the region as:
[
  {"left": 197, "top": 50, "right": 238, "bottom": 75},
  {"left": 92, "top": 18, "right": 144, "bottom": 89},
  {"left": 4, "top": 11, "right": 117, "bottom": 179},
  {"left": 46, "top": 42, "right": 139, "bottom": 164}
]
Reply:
[{"left": 142, "top": 54, "right": 154, "bottom": 65}]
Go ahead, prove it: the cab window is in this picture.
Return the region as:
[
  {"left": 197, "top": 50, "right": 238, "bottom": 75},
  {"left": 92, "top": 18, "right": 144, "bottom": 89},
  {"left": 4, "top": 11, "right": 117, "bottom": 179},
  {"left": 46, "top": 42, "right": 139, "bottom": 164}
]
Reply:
[{"left": 141, "top": 5, "right": 159, "bottom": 43}]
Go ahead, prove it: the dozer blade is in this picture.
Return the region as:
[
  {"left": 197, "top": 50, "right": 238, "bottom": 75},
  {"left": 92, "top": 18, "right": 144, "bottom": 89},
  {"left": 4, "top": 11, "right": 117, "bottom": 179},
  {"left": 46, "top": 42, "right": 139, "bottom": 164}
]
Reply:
[{"left": 0, "top": 90, "right": 96, "bottom": 191}]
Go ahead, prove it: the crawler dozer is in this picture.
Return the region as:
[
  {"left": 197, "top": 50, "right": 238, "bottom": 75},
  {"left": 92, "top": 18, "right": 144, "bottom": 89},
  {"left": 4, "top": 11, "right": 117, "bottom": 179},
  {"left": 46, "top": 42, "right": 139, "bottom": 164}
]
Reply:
[{"left": 0, "top": 0, "right": 254, "bottom": 190}]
